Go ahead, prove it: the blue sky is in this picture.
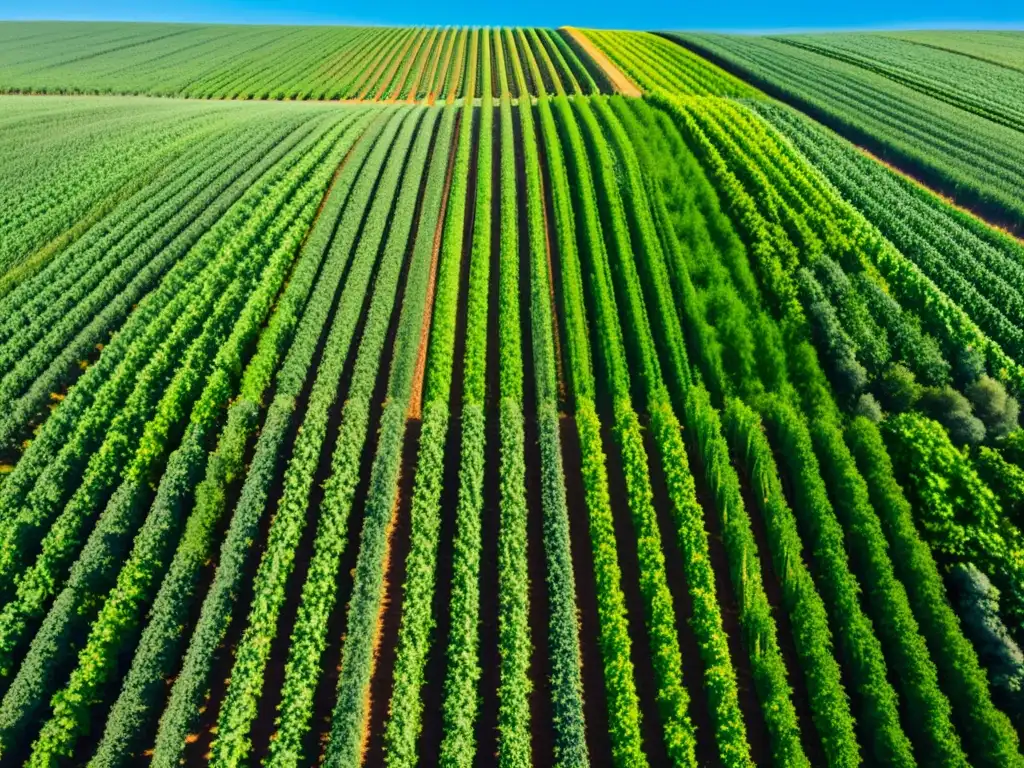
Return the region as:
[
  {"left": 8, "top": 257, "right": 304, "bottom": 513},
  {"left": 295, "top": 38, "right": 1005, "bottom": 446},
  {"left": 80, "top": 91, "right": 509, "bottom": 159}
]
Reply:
[{"left": 1, "top": 0, "right": 1022, "bottom": 32}]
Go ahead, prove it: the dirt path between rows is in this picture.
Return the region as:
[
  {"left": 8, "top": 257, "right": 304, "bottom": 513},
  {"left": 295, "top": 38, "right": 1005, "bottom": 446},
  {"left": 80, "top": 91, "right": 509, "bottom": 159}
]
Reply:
[
  {"left": 560, "top": 28, "right": 642, "bottom": 98},
  {"left": 408, "top": 109, "right": 461, "bottom": 419},
  {"left": 855, "top": 145, "right": 1024, "bottom": 244}
]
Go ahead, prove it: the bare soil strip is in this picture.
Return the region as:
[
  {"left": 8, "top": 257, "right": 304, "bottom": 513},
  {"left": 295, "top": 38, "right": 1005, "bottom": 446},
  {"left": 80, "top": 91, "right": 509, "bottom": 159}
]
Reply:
[
  {"left": 415, "top": 107, "right": 479, "bottom": 765},
  {"left": 421, "top": 28, "right": 449, "bottom": 105},
  {"left": 391, "top": 28, "right": 432, "bottom": 104},
  {"left": 639, "top": 419, "right": 723, "bottom": 767},
  {"left": 409, "top": 109, "right": 461, "bottom": 419},
  {"left": 362, "top": 421, "right": 421, "bottom": 765},
  {"left": 731, "top": 448, "right": 826, "bottom": 765},
  {"left": 854, "top": 145, "right": 1024, "bottom": 243},
  {"left": 558, "top": 415, "right": 614, "bottom": 760},
  {"left": 407, "top": 28, "right": 444, "bottom": 104},
  {"left": 598, "top": 417, "right": 671, "bottom": 765},
  {"left": 474, "top": 105, "right": 503, "bottom": 765},
  {"left": 363, "top": 31, "right": 411, "bottom": 101},
  {"left": 446, "top": 30, "right": 470, "bottom": 105},
  {"left": 560, "top": 28, "right": 642, "bottom": 97},
  {"left": 513, "top": 103, "right": 556, "bottom": 765},
  {"left": 250, "top": 119, "right": 405, "bottom": 761},
  {"left": 355, "top": 112, "right": 443, "bottom": 762}
]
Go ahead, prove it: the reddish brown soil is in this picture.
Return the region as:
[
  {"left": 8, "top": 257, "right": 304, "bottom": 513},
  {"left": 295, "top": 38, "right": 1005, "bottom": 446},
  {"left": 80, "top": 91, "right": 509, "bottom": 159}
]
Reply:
[
  {"left": 409, "top": 110, "right": 461, "bottom": 419},
  {"left": 639, "top": 419, "right": 726, "bottom": 767},
  {"left": 596, "top": 415, "right": 671, "bottom": 765},
  {"left": 473, "top": 106, "right": 503, "bottom": 766},
  {"left": 855, "top": 145, "right": 1024, "bottom": 244},
  {"left": 558, "top": 415, "right": 614, "bottom": 760},
  {"left": 247, "top": 249, "right": 380, "bottom": 763},
  {"left": 378, "top": 29, "right": 425, "bottom": 103},
  {"left": 513, "top": 103, "right": 556, "bottom": 765},
  {"left": 446, "top": 32, "right": 470, "bottom": 105},
  {"left": 560, "top": 28, "right": 642, "bottom": 97},
  {"left": 414, "top": 108, "right": 480, "bottom": 766},
  {"left": 355, "top": 32, "right": 405, "bottom": 101},
  {"left": 415, "top": 32, "right": 444, "bottom": 94},
  {"left": 389, "top": 29, "right": 431, "bottom": 104},
  {"left": 361, "top": 423, "right": 419, "bottom": 765},
  {"left": 684, "top": 428, "right": 780, "bottom": 765},
  {"left": 421, "top": 29, "right": 450, "bottom": 106},
  {"left": 361, "top": 110, "right": 444, "bottom": 764},
  {"left": 730, "top": 446, "right": 826, "bottom": 765}
]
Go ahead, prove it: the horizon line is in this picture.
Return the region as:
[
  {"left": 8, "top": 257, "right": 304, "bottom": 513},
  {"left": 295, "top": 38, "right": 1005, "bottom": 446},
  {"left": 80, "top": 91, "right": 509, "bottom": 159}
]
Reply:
[{"left": 1, "top": 17, "right": 1022, "bottom": 34}]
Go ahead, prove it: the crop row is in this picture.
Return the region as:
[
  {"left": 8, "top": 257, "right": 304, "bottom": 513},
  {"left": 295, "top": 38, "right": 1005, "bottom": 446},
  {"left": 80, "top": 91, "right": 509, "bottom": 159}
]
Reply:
[
  {"left": 0, "top": 23, "right": 604, "bottom": 100},
  {"left": 146, "top": 109, "right": 402, "bottom": 768},
  {"left": 0, "top": 107, "right": 379, "bottom": 763},
  {"left": 642, "top": 90, "right": 1022, "bottom": 766},
  {"left": 669, "top": 32, "right": 1024, "bottom": 226},
  {"left": 580, "top": 29, "right": 756, "bottom": 98},
  {"left": 206, "top": 107, "right": 423, "bottom": 766},
  {"left": 83, "top": 107, "right": 389, "bottom": 768}
]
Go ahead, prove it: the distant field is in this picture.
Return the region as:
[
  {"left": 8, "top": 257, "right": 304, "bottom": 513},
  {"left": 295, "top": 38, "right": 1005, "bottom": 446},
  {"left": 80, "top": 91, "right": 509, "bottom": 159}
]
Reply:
[
  {"left": 884, "top": 29, "right": 1024, "bottom": 72},
  {"left": 1, "top": 22, "right": 1023, "bottom": 768},
  {"left": 0, "top": 22, "right": 608, "bottom": 99},
  {"left": 668, "top": 30, "right": 1024, "bottom": 226}
]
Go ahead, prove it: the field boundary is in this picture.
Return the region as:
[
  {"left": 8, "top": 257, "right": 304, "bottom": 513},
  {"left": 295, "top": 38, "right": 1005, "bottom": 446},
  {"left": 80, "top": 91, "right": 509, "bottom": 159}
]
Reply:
[{"left": 559, "top": 28, "right": 642, "bottom": 97}]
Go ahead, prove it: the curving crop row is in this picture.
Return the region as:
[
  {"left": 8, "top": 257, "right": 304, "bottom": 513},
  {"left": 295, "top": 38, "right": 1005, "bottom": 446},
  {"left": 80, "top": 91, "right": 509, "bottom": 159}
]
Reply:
[
  {"left": 753, "top": 101, "right": 1024, "bottom": 358},
  {"left": 655, "top": 92, "right": 1024, "bottom": 398},
  {"left": 0, "top": 118, "right": 250, "bottom": 348},
  {"left": 0, "top": 115, "right": 326, "bottom": 522},
  {"left": 671, "top": 31, "right": 1024, "bottom": 226}
]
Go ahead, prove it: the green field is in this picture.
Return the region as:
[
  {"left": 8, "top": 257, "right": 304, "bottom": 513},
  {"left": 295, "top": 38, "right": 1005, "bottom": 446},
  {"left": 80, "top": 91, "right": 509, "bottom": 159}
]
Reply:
[{"left": 0, "top": 21, "right": 1023, "bottom": 768}]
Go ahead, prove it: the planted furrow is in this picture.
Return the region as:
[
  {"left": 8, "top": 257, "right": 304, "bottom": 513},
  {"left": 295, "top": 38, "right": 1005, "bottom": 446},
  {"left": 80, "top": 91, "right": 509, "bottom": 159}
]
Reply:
[
  {"left": 206, "top": 107, "right": 421, "bottom": 768},
  {"left": 272, "top": 105, "right": 444, "bottom": 768},
  {"left": 383, "top": 98, "right": 472, "bottom": 768}
]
